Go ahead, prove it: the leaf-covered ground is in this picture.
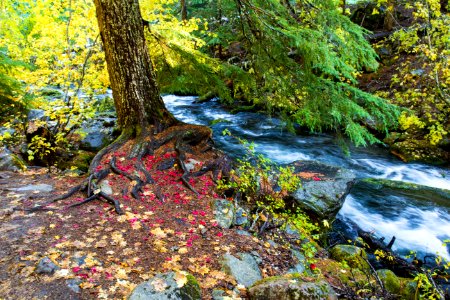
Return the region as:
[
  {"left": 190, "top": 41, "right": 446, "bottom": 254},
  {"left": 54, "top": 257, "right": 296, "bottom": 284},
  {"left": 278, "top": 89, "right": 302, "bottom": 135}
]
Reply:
[{"left": 0, "top": 141, "right": 296, "bottom": 299}]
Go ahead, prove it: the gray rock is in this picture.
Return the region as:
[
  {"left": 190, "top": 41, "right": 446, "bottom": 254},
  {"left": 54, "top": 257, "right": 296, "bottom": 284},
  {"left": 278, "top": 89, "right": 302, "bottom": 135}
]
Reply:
[
  {"left": 211, "top": 289, "right": 227, "bottom": 300},
  {"left": 128, "top": 272, "right": 201, "bottom": 300},
  {"left": 185, "top": 158, "right": 200, "bottom": 173},
  {"left": 99, "top": 180, "right": 113, "bottom": 195},
  {"left": 27, "top": 109, "right": 46, "bottom": 121},
  {"left": 287, "top": 250, "right": 308, "bottom": 274},
  {"left": 288, "top": 161, "right": 355, "bottom": 220},
  {"left": 236, "top": 230, "right": 252, "bottom": 237},
  {"left": 0, "top": 147, "right": 26, "bottom": 171},
  {"left": 35, "top": 257, "right": 60, "bottom": 275},
  {"left": 0, "top": 126, "right": 15, "bottom": 136},
  {"left": 233, "top": 206, "right": 249, "bottom": 227},
  {"left": 80, "top": 115, "right": 116, "bottom": 151},
  {"left": 221, "top": 253, "right": 262, "bottom": 287},
  {"left": 284, "top": 223, "right": 301, "bottom": 237},
  {"left": 66, "top": 278, "right": 82, "bottom": 293},
  {"left": 212, "top": 199, "right": 235, "bottom": 229},
  {"left": 80, "top": 131, "right": 110, "bottom": 151},
  {"left": 359, "top": 178, "right": 450, "bottom": 208},
  {"left": 12, "top": 183, "right": 54, "bottom": 193},
  {"left": 248, "top": 276, "right": 337, "bottom": 300}
]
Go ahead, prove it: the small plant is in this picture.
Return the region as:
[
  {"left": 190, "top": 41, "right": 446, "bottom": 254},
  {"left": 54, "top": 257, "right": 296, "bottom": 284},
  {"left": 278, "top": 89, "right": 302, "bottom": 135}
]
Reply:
[
  {"left": 217, "top": 128, "right": 301, "bottom": 213},
  {"left": 217, "top": 129, "right": 320, "bottom": 257}
]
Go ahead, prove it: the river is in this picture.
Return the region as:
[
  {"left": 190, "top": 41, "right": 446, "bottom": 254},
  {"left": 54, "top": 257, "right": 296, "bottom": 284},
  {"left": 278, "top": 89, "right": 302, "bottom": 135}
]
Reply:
[{"left": 163, "top": 95, "right": 450, "bottom": 261}]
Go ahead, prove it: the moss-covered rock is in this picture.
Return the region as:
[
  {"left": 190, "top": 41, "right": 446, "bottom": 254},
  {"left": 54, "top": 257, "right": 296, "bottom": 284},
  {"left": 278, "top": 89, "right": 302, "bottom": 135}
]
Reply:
[
  {"left": 329, "top": 245, "right": 369, "bottom": 271},
  {"left": 400, "top": 279, "right": 418, "bottom": 300},
  {"left": 360, "top": 178, "right": 450, "bottom": 208},
  {"left": 377, "top": 269, "right": 401, "bottom": 294},
  {"left": 60, "top": 150, "right": 95, "bottom": 173},
  {"left": 128, "top": 272, "right": 201, "bottom": 300},
  {"left": 248, "top": 273, "right": 337, "bottom": 300},
  {"left": 0, "top": 147, "right": 27, "bottom": 171}
]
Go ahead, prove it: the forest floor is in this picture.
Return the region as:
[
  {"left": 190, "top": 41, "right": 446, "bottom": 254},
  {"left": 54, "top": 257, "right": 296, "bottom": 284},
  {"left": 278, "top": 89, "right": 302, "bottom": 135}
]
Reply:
[{"left": 0, "top": 140, "right": 301, "bottom": 299}]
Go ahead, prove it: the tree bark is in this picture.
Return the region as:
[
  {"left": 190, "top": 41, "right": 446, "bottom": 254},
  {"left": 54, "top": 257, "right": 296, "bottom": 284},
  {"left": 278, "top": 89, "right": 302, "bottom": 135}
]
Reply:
[
  {"left": 181, "top": 0, "right": 188, "bottom": 21},
  {"left": 93, "top": 0, "right": 177, "bottom": 134}
]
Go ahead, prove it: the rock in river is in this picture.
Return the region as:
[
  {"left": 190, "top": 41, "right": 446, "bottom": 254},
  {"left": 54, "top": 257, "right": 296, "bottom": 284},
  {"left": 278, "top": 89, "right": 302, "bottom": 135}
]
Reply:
[{"left": 287, "top": 160, "right": 355, "bottom": 220}]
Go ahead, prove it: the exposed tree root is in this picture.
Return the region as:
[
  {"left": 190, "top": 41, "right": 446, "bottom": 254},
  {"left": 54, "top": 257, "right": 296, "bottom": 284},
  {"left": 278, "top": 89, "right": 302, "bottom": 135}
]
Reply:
[{"left": 19, "top": 124, "right": 233, "bottom": 215}]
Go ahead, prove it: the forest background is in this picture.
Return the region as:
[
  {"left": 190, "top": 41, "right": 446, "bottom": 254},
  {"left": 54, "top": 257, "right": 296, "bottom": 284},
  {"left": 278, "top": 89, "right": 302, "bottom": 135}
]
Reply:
[{"left": 0, "top": 0, "right": 449, "bottom": 168}]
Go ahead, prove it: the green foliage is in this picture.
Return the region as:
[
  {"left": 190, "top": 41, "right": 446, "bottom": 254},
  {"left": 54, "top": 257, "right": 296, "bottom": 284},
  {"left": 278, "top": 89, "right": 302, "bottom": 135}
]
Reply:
[
  {"left": 218, "top": 129, "right": 301, "bottom": 211},
  {"left": 375, "top": 0, "right": 449, "bottom": 146},
  {"left": 189, "top": 0, "right": 400, "bottom": 146},
  {"left": 0, "top": 47, "right": 29, "bottom": 123},
  {"left": 217, "top": 130, "right": 319, "bottom": 248}
]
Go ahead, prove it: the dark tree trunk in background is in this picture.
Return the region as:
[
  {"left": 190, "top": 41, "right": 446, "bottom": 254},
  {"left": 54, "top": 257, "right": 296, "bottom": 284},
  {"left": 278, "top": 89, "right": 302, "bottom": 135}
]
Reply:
[
  {"left": 93, "top": 0, "right": 177, "bottom": 135},
  {"left": 383, "top": 0, "right": 395, "bottom": 31},
  {"left": 181, "top": 0, "right": 188, "bottom": 21}
]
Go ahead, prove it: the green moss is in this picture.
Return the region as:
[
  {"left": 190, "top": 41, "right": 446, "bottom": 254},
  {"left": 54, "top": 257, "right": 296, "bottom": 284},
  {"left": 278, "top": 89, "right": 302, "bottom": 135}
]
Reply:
[
  {"left": 11, "top": 154, "right": 27, "bottom": 171},
  {"left": 330, "top": 245, "right": 369, "bottom": 271},
  {"left": 183, "top": 274, "right": 201, "bottom": 300},
  {"left": 60, "top": 150, "right": 95, "bottom": 172},
  {"left": 360, "top": 178, "right": 450, "bottom": 208},
  {"left": 377, "top": 269, "right": 400, "bottom": 294}
]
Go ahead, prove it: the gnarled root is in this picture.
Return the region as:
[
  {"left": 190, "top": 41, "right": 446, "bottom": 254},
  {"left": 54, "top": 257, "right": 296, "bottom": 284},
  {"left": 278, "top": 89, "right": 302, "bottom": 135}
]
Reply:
[{"left": 19, "top": 124, "right": 233, "bottom": 215}]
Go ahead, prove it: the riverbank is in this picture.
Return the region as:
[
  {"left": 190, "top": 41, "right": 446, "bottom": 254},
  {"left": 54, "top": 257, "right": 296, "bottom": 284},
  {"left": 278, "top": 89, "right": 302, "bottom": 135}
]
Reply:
[{"left": 0, "top": 163, "right": 423, "bottom": 299}]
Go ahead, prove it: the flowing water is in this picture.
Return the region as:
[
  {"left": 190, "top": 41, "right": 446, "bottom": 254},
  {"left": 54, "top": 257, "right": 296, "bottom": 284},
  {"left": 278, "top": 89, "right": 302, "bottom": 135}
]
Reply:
[{"left": 163, "top": 95, "right": 450, "bottom": 260}]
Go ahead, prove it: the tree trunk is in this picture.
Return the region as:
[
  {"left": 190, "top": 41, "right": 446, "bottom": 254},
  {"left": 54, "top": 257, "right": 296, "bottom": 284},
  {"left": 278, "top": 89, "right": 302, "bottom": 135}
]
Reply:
[
  {"left": 181, "top": 0, "right": 188, "bottom": 21},
  {"left": 93, "top": 0, "right": 177, "bottom": 134},
  {"left": 383, "top": 0, "right": 395, "bottom": 31}
]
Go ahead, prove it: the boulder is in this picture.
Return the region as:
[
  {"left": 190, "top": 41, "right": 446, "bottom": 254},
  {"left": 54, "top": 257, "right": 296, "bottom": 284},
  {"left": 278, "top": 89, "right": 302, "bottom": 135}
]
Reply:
[
  {"left": 35, "top": 257, "right": 60, "bottom": 275},
  {"left": 248, "top": 274, "right": 337, "bottom": 300},
  {"left": 0, "top": 147, "right": 26, "bottom": 171},
  {"left": 376, "top": 269, "right": 400, "bottom": 294},
  {"left": 287, "top": 161, "right": 355, "bottom": 220},
  {"left": 128, "top": 272, "right": 201, "bottom": 300},
  {"left": 212, "top": 199, "right": 235, "bottom": 229},
  {"left": 287, "top": 250, "right": 308, "bottom": 274},
  {"left": 233, "top": 206, "right": 249, "bottom": 227},
  {"left": 80, "top": 115, "right": 116, "bottom": 151},
  {"left": 221, "top": 252, "right": 262, "bottom": 287},
  {"left": 329, "top": 245, "right": 369, "bottom": 271},
  {"left": 328, "top": 216, "right": 360, "bottom": 246},
  {"left": 360, "top": 178, "right": 450, "bottom": 208},
  {"left": 27, "top": 109, "right": 46, "bottom": 121}
]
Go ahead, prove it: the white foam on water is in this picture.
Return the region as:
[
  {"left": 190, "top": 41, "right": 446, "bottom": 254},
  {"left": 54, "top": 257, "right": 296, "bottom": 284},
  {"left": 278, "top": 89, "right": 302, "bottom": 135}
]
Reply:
[
  {"left": 340, "top": 196, "right": 450, "bottom": 261},
  {"left": 162, "top": 94, "right": 197, "bottom": 106},
  {"left": 353, "top": 159, "right": 450, "bottom": 189},
  {"left": 254, "top": 144, "right": 311, "bottom": 163}
]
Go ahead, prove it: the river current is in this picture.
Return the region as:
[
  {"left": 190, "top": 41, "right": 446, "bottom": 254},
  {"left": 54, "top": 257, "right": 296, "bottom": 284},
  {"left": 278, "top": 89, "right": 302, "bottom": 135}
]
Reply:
[{"left": 163, "top": 95, "right": 450, "bottom": 260}]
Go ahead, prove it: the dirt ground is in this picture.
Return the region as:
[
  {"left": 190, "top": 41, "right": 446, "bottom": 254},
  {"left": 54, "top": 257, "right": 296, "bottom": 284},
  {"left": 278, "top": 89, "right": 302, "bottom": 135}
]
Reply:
[{"left": 0, "top": 144, "right": 295, "bottom": 299}]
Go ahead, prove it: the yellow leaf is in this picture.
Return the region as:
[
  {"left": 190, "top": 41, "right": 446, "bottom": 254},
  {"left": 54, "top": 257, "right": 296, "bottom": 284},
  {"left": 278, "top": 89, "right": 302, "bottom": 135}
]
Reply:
[
  {"left": 178, "top": 247, "right": 188, "bottom": 254},
  {"left": 151, "top": 227, "right": 167, "bottom": 238},
  {"left": 116, "top": 268, "right": 129, "bottom": 280},
  {"left": 174, "top": 271, "right": 188, "bottom": 287}
]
